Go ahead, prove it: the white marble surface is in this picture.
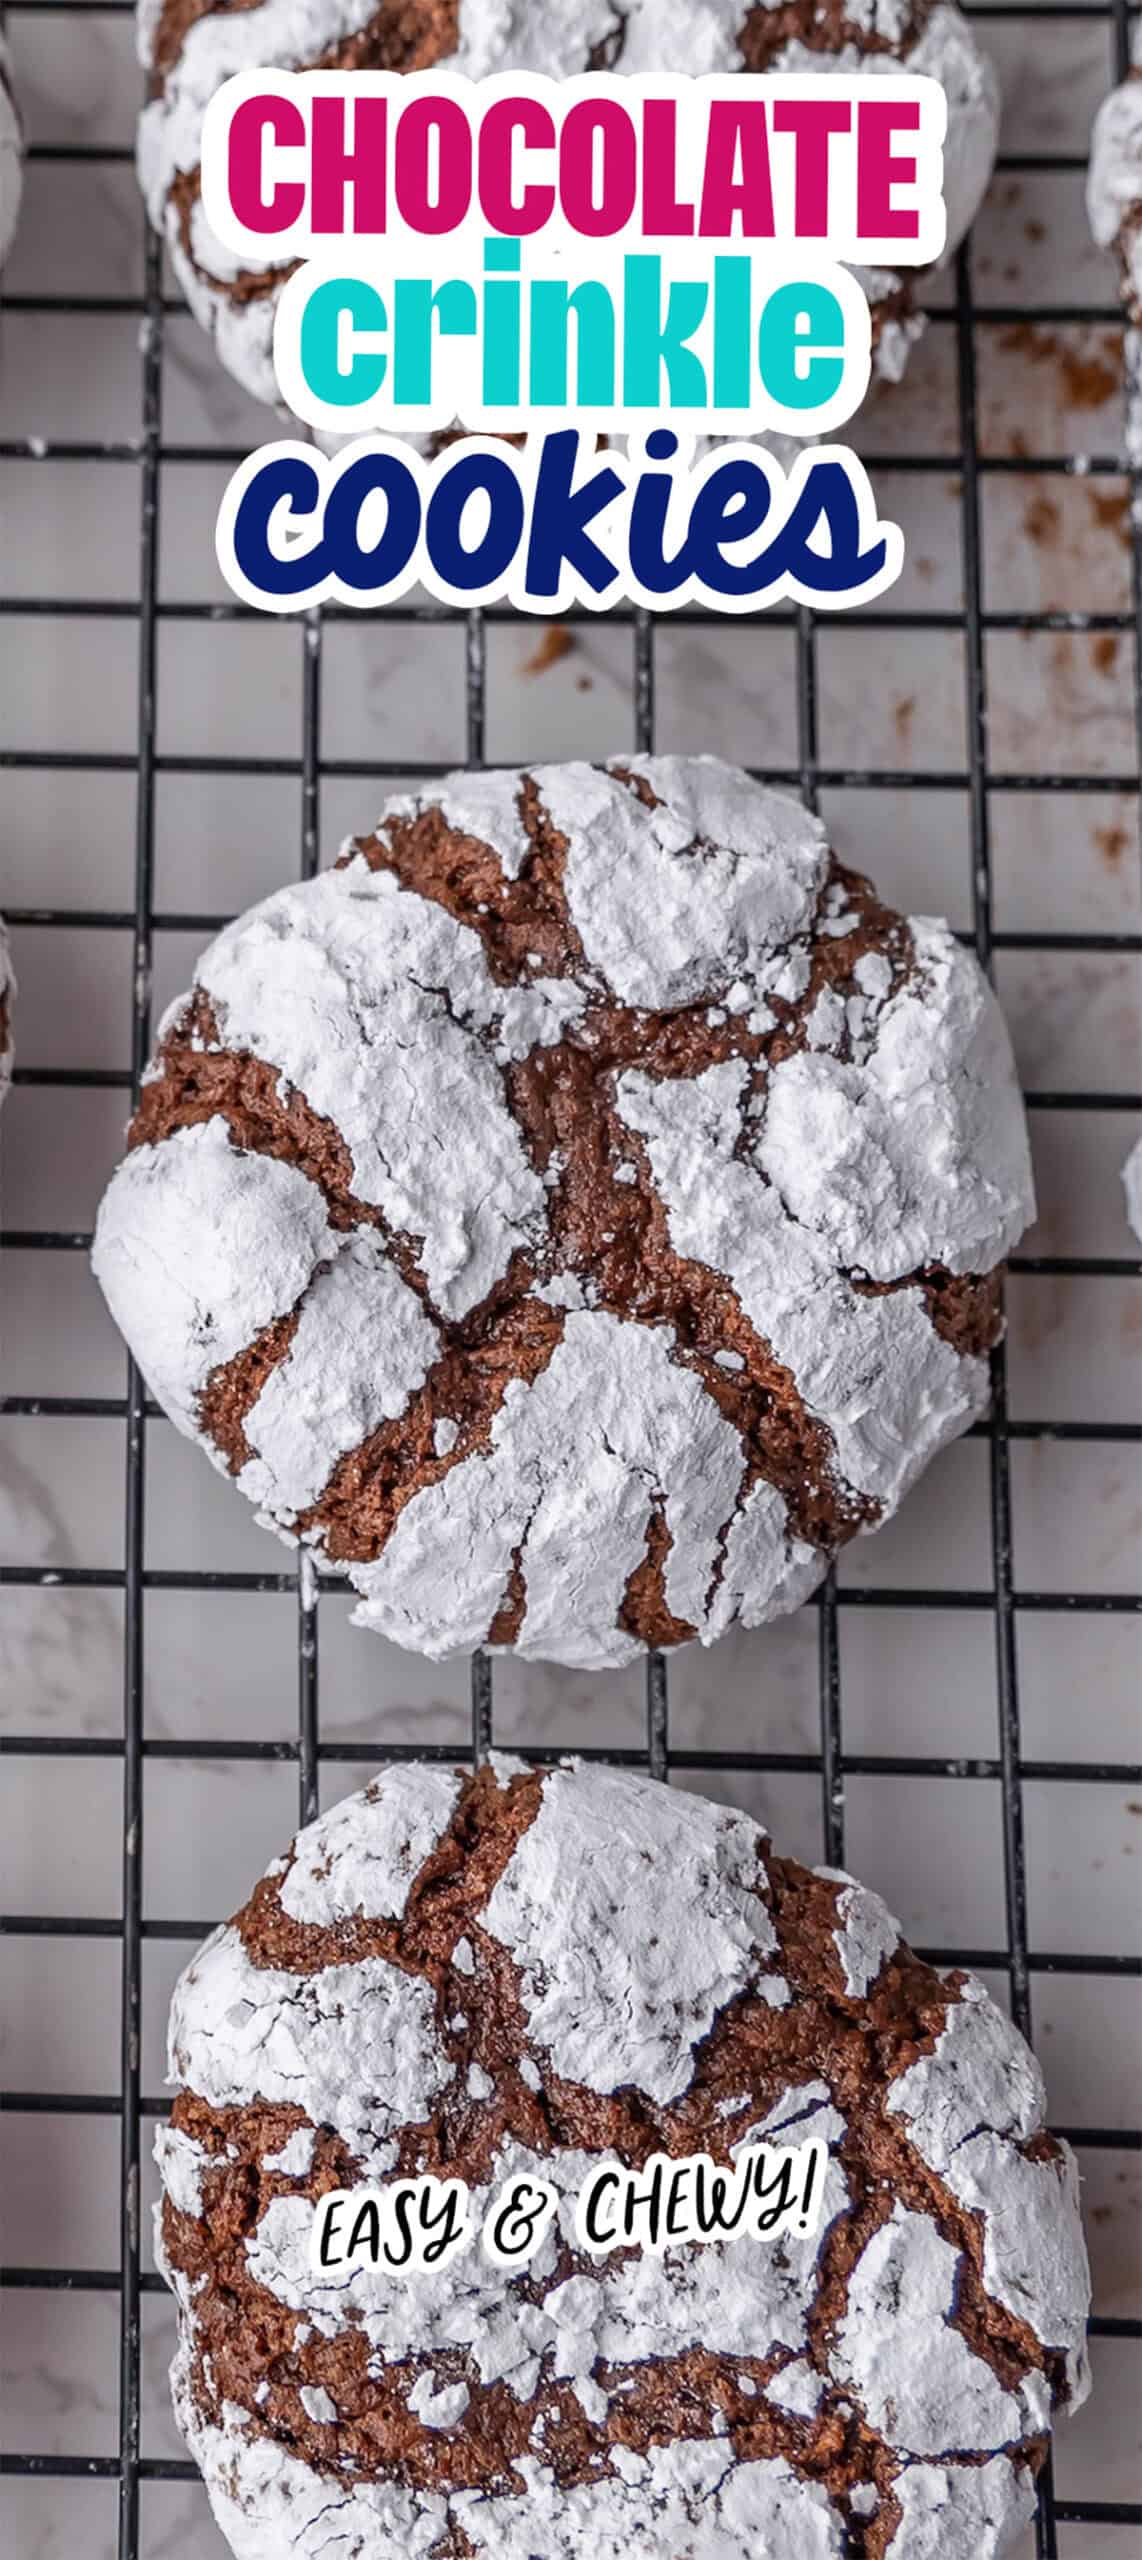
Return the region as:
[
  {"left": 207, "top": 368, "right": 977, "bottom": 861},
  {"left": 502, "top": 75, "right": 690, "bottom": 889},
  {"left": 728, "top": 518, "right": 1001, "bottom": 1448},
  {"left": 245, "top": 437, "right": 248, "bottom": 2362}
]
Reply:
[{"left": 1, "top": 5, "right": 1140, "bottom": 2557}]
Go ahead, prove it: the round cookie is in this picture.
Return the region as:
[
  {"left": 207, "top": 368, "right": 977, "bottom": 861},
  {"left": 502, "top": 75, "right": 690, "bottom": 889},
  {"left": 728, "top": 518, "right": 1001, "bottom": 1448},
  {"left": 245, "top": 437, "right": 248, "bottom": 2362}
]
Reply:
[
  {"left": 1088, "top": 28, "right": 1142, "bottom": 471},
  {"left": 156, "top": 1757, "right": 1091, "bottom": 2560},
  {"left": 0, "top": 29, "right": 23, "bottom": 274},
  {"left": 137, "top": 0, "right": 999, "bottom": 426},
  {"left": 91, "top": 754, "right": 1034, "bottom": 1670}
]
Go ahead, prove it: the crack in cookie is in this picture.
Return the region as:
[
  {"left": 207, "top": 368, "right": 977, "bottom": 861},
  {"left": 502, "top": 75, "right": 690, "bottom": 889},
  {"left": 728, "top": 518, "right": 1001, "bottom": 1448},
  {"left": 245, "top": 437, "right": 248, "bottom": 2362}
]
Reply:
[
  {"left": 156, "top": 1763, "right": 1090, "bottom": 2560},
  {"left": 93, "top": 755, "right": 1034, "bottom": 1667}
]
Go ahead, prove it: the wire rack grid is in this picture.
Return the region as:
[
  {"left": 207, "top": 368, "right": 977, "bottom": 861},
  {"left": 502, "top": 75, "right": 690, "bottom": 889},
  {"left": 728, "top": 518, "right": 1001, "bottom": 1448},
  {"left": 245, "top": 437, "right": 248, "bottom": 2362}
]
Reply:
[{"left": 0, "top": 4, "right": 1139, "bottom": 2558}]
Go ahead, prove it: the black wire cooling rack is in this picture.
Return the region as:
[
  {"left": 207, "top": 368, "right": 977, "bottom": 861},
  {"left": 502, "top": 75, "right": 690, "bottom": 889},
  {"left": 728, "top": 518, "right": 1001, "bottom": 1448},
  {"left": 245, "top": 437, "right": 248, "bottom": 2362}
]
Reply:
[{"left": 0, "top": 4, "right": 1140, "bottom": 2557}]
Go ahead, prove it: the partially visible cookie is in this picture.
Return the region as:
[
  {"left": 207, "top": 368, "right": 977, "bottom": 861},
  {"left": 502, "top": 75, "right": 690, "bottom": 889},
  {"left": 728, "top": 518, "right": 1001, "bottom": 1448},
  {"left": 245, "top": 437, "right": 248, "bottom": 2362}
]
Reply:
[
  {"left": 92, "top": 755, "right": 1035, "bottom": 1671},
  {"left": 0, "top": 909, "right": 13, "bottom": 1112},
  {"left": 156, "top": 1758, "right": 1092, "bottom": 2560},
  {"left": 1088, "top": 26, "right": 1142, "bottom": 469},
  {"left": 137, "top": 0, "right": 999, "bottom": 425},
  {"left": 0, "top": 911, "right": 14, "bottom": 1387},
  {"left": 1123, "top": 1135, "right": 1142, "bottom": 1244},
  {"left": 0, "top": 27, "right": 22, "bottom": 273}
]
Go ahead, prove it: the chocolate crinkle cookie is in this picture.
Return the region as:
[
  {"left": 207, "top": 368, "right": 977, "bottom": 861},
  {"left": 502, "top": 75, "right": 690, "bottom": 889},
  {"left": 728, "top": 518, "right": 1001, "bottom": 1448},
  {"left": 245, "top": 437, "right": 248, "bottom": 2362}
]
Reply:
[
  {"left": 92, "top": 754, "right": 1034, "bottom": 1670},
  {"left": 1123, "top": 1135, "right": 1142, "bottom": 1244},
  {"left": 0, "top": 909, "right": 14, "bottom": 1109},
  {"left": 0, "top": 26, "right": 22, "bottom": 273},
  {"left": 1088, "top": 22, "right": 1142, "bottom": 473},
  {"left": 156, "top": 1758, "right": 1091, "bottom": 2560},
  {"left": 137, "top": 0, "right": 999, "bottom": 424}
]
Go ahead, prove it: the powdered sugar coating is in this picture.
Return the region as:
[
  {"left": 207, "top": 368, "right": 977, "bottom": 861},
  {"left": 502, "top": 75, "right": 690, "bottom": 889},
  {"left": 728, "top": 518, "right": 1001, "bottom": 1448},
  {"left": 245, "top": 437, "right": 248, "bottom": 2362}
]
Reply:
[
  {"left": 154, "top": 2121, "right": 212, "bottom": 2219},
  {"left": 764, "top": 2356, "right": 827, "bottom": 2417},
  {"left": 1123, "top": 1134, "right": 1142, "bottom": 1243},
  {"left": 885, "top": 2456, "right": 1039, "bottom": 2559},
  {"left": 701, "top": 1475, "right": 825, "bottom": 1638},
  {"left": 946, "top": 2137, "right": 1090, "bottom": 2401},
  {"left": 168, "top": 2361, "right": 845, "bottom": 2560},
  {"left": 245, "top": 2143, "right": 588, "bottom": 2389},
  {"left": 194, "top": 862, "right": 562, "bottom": 1319},
  {"left": 544, "top": 2178, "right": 850, "bottom": 2372},
  {"left": 1088, "top": 33, "right": 1142, "bottom": 471},
  {"left": 888, "top": 1973, "right": 1046, "bottom": 2156},
  {"left": 138, "top": 0, "right": 998, "bottom": 421},
  {"left": 0, "top": 909, "right": 14, "bottom": 1111},
  {"left": 461, "top": 0, "right": 751, "bottom": 79},
  {"left": 408, "top": 2372, "right": 470, "bottom": 2428},
  {"left": 1088, "top": 20, "right": 1142, "bottom": 271},
  {"left": 902, "top": 4, "right": 999, "bottom": 267},
  {"left": 835, "top": 2203, "right": 1050, "bottom": 2454},
  {"left": 137, "top": 0, "right": 376, "bottom": 415},
  {"left": 755, "top": 918, "right": 1034, "bottom": 1278},
  {"left": 887, "top": 1979, "right": 1092, "bottom": 2393},
  {"left": 94, "top": 756, "right": 1034, "bottom": 1670},
  {"left": 263, "top": 2126, "right": 317, "bottom": 2176},
  {"left": 92, "top": 1117, "right": 347, "bottom": 1443},
  {"left": 434, "top": 771, "right": 533, "bottom": 881},
  {"left": 157, "top": 1763, "right": 1090, "bottom": 2560},
  {"left": 349, "top": 1308, "right": 817, "bottom": 1665},
  {"left": 168, "top": 1920, "right": 451, "bottom": 2173},
  {"left": 298, "top": 2383, "right": 338, "bottom": 2424},
  {"left": 163, "top": 2357, "right": 447, "bottom": 2560},
  {"left": 1089, "top": 72, "right": 1142, "bottom": 250},
  {"left": 534, "top": 757, "right": 829, "bottom": 1011},
  {"left": 279, "top": 1764, "right": 463, "bottom": 1923},
  {"left": 616, "top": 1053, "right": 1003, "bottom": 1513},
  {"left": 239, "top": 1232, "right": 440, "bottom": 1522},
  {"left": 480, "top": 1764, "right": 786, "bottom": 2099},
  {"left": 244, "top": 2108, "right": 844, "bottom": 2385},
  {"left": 0, "top": 37, "right": 22, "bottom": 273},
  {"left": 818, "top": 1867, "right": 901, "bottom": 1996},
  {"left": 543, "top": 2088, "right": 850, "bottom": 2376},
  {"left": 461, "top": 2443, "right": 845, "bottom": 2557}
]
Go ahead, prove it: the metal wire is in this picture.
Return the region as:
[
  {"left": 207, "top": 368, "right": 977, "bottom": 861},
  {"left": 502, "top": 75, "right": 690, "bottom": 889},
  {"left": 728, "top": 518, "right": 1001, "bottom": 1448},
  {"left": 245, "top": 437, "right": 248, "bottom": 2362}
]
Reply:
[{"left": 1, "top": 3, "right": 1140, "bottom": 2553}]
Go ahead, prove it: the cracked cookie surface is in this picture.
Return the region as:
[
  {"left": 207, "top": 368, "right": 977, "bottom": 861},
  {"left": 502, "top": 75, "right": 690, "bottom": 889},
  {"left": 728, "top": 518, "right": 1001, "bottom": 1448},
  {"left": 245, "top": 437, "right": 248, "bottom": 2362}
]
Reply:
[
  {"left": 92, "top": 752, "right": 1034, "bottom": 1669},
  {"left": 135, "top": 0, "right": 999, "bottom": 423},
  {"left": 157, "top": 1758, "right": 1091, "bottom": 2559}
]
